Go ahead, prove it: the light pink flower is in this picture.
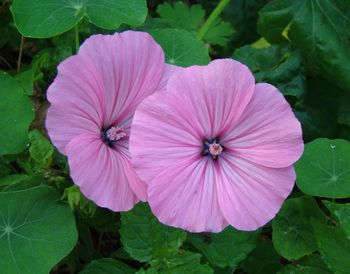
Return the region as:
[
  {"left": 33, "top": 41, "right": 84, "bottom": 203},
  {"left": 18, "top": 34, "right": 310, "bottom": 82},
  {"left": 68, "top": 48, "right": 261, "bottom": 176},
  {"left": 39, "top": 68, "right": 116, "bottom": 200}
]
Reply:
[
  {"left": 46, "top": 31, "right": 179, "bottom": 211},
  {"left": 130, "top": 59, "right": 304, "bottom": 232}
]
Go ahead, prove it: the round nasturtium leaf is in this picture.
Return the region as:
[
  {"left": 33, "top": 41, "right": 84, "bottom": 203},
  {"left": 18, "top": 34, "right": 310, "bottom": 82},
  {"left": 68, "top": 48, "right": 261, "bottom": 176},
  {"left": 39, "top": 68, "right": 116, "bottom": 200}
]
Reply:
[
  {"left": 296, "top": 138, "right": 350, "bottom": 198},
  {"left": 0, "top": 72, "right": 34, "bottom": 156},
  {"left": 150, "top": 28, "right": 210, "bottom": 67},
  {"left": 272, "top": 196, "right": 327, "bottom": 260},
  {"left": 0, "top": 186, "right": 78, "bottom": 274},
  {"left": 11, "top": 0, "right": 147, "bottom": 38}
]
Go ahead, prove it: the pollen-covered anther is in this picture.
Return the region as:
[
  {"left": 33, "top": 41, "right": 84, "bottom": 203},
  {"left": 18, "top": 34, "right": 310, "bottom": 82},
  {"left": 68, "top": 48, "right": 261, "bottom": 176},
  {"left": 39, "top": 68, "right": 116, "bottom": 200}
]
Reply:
[
  {"left": 106, "top": 126, "right": 126, "bottom": 142},
  {"left": 209, "top": 143, "right": 223, "bottom": 157}
]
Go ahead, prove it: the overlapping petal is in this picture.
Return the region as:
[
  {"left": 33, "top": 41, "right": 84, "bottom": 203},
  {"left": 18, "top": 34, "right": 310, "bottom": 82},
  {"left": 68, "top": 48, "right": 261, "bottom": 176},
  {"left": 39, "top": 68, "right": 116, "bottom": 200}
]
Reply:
[
  {"left": 66, "top": 133, "right": 139, "bottom": 211},
  {"left": 148, "top": 158, "right": 228, "bottom": 232},
  {"left": 221, "top": 83, "right": 303, "bottom": 168},
  {"left": 217, "top": 154, "right": 295, "bottom": 230}
]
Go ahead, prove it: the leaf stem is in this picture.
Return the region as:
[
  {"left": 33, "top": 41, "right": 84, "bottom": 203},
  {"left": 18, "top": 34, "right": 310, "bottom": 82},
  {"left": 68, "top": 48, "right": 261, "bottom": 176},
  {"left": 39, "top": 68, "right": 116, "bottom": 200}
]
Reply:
[
  {"left": 75, "top": 24, "right": 80, "bottom": 53},
  {"left": 17, "top": 35, "right": 24, "bottom": 72},
  {"left": 197, "top": 0, "right": 231, "bottom": 40}
]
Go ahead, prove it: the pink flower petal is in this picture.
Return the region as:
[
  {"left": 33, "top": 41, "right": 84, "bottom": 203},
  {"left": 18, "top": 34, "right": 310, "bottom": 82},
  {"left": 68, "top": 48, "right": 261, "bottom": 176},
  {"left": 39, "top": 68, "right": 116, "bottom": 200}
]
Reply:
[
  {"left": 155, "top": 64, "right": 183, "bottom": 92},
  {"left": 46, "top": 55, "right": 104, "bottom": 154},
  {"left": 148, "top": 158, "right": 228, "bottom": 232},
  {"left": 130, "top": 90, "right": 201, "bottom": 185},
  {"left": 77, "top": 31, "right": 165, "bottom": 127},
  {"left": 66, "top": 133, "right": 140, "bottom": 211},
  {"left": 217, "top": 154, "right": 295, "bottom": 231},
  {"left": 164, "top": 59, "right": 255, "bottom": 139},
  {"left": 221, "top": 83, "right": 303, "bottom": 168}
]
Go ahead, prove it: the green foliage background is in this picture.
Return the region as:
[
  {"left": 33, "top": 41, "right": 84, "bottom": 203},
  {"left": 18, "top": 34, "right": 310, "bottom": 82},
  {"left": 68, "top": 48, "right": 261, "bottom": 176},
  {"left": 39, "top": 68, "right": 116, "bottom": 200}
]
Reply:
[{"left": 1, "top": 0, "right": 350, "bottom": 273}]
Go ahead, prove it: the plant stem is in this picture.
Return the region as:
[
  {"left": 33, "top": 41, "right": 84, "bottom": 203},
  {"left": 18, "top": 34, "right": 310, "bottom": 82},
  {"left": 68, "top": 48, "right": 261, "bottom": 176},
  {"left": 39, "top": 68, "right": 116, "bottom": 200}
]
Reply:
[
  {"left": 75, "top": 24, "right": 80, "bottom": 53},
  {"left": 197, "top": 0, "right": 231, "bottom": 41},
  {"left": 17, "top": 35, "right": 24, "bottom": 72}
]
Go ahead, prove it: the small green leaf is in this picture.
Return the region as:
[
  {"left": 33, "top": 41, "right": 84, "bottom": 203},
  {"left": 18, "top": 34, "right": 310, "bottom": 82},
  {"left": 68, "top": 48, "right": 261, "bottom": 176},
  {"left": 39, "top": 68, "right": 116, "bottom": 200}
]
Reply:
[
  {"left": 312, "top": 219, "right": 350, "bottom": 274},
  {"left": 272, "top": 196, "right": 327, "bottom": 260},
  {"left": 62, "top": 185, "right": 96, "bottom": 216},
  {"left": 15, "top": 53, "right": 50, "bottom": 95},
  {"left": 120, "top": 203, "right": 187, "bottom": 263},
  {"left": 203, "top": 19, "right": 235, "bottom": 46},
  {"left": 28, "top": 130, "right": 54, "bottom": 169},
  {"left": 157, "top": 2, "right": 204, "bottom": 31},
  {"left": 138, "top": 251, "right": 213, "bottom": 274},
  {"left": 0, "top": 186, "right": 77, "bottom": 274},
  {"left": 296, "top": 138, "right": 350, "bottom": 198},
  {"left": 156, "top": 2, "right": 234, "bottom": 46},
  {"left": 0, "top": 174, "right": 30, "bottom": 187},
  {"left": 233, "top": 43, "right": 305, "bottom": 98},
  {"left": 241, "top": 240, "right": 282, "bottom": 274},
  {"left": 323, "top": 201, "right": 350, "bottom": 240},
  {"left": 11, "top": 0, "right": 147, "bottom": 38},
  {"left": 80, "top": 258, "right": 136, "bottom": 274},
  {"left": 0, "top": 72, "right": 34, "bottom": 156},
  {"left": 188, "top": 227, "right": 257, "bottom": 269},
  {"left": 150, "top": 28, "right": 210, "bottom": 67}
]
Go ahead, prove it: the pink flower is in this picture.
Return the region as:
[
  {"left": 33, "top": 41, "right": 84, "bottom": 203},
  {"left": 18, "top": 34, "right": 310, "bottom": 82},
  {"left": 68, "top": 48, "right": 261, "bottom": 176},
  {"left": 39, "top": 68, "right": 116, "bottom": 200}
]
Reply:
[
  {"left": 46, "top": 31, "right": 179, "bottom": 211},
  {"left": 130, "top": 59, "right": 304, "bottom": 232}
]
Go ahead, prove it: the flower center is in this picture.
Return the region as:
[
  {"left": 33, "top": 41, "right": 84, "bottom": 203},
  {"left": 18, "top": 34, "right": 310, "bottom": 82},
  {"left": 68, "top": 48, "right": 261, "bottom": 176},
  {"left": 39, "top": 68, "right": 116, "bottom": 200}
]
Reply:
[
  {"left": 102, "top": 126, "right": 126, "bottom": 147},
  {"left": 202, "top": 138, "right": 224, "bottom": 160}
]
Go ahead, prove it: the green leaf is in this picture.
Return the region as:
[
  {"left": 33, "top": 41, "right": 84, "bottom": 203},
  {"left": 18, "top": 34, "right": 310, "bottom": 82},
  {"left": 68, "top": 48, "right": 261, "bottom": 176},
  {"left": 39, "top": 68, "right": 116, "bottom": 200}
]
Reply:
[
  {"left": 323, "top": 201, "right": 350, "bottom": 240},
  {"left": 157, "top": 2, "right": 204, "bottom": 31},
  {"left": 0, "top": 72, "right": 34, "bottom": 156},
  {"left": 139, "top": 251, "right": 213, "bottom": 274},
  {"left": 278, "top": 254, "right": 332, "bottom": 273},
  {"left": 0, "top": 186, "right": 77, "bottom": 274},
  {"left": 2, "top": 176, "right": 46, "bottom": 192},
  {"left": 0, "top": 157, "right": 12, "bottom": 178},
  {"left": 156, "top": 2, "right": 234, "bottom": 46},
  {"left": 28, "top": 130, "right": 54, "bottom": 169},
  {"left": 203, "top": 19, "right": 235, "bottom": 46},
  {"left": 272, "top": 196, "right": 327, "bottom": 260},
  {"left": 258, "top": 0, "right": 350, "bottom": 92},
  {"left": 80, "top": 258, "right": 135, "bottom": 274},
  {"left": 11, "top": 0, "right": 147, "bottom": 38},
  {"left": 241, "top": 240, "right": 282, "bottom": 274},
  {"left": 150, "top": 29, "right": 210, "bottom": 67},
  {"left": 120, "top": 203, "right": 187, "bottom": 263},
  {"left": 62, "top": 185, "right": 96, "bottom": 216},
  {"left": 15, "top": 52, "right": 50, "bottom": 95},
  {"left": 222, "top": 0, "right": 268, "bottom": 47},
  {"left": 312, "top": 219, "right": 350, "bottom": 274},
  {"left": 296, "top": 138, "right": 350, "bottom": 198},
  {"left": 188, "top": 227, "right": 257, "bottom": 269},
  {"left": 233, "top": 43, "right": 305, "bottom": 98}
]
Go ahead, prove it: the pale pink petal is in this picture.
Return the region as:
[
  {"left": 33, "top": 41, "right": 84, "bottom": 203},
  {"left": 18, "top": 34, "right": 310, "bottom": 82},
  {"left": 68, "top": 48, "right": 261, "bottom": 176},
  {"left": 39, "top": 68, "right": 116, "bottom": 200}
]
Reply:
[
  {"left": 46, "top": 55, "right": 104, "bottom": 154},
  {"left": 155, "top": 64, "right": 184, "bottom": 92},
  {"left": 77, "top": 31, "right": 165, "bottom": 128},
  {"left": 164, "top": 59, "right": 255, "bottom": 139},
  {"left": 221, "top": 83, "right": 303, "bottom": 168},
  {"left": 66, "top": 133, "right": 139, "bottom": 211},
  {"left": 148, "top": 158, "right": 228, "bottom": 232},
  {"left": 130, "top": 90, "right": 202, "bottom": 185},
  {"left": 217, "top": 154, "right": 295, "bottom": 231}
]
